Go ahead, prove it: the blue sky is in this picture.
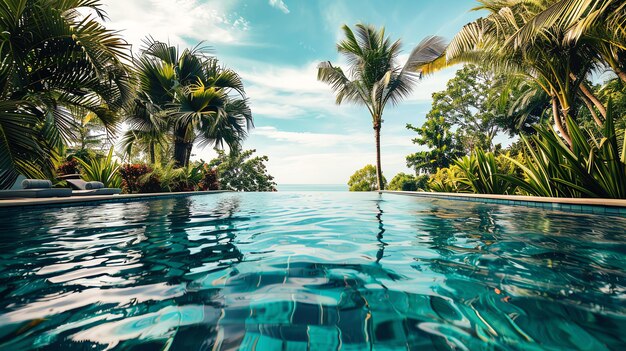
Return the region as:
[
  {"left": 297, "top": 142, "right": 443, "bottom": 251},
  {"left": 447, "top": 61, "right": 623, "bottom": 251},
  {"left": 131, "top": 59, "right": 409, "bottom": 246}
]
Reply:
[{"left": 103, "top": 0, "right": 486, "bottom": 184}]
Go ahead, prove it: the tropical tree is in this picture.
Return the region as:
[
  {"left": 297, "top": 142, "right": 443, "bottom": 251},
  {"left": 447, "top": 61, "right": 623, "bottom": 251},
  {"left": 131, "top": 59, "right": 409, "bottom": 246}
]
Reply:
[
  {"left": 127, "top": 38, "right": 253, "bottom": 167},
  {"left": 444, "top": 0, "right": 619, "bottom": 147},
  {"left": 209, "top": 148, "right": 276, "bottom": 192},
  {"left": 0, "top": 0, "right": 133, "bottom": 188},
  {"left": 318, "top": 24, "right": 446, "bottom": 190},
  {"left": 406, "top": 116, "right": 464, "bottom": 174},
  {"left": 348, "top": 165, "right": 387, "bottom": 191}
]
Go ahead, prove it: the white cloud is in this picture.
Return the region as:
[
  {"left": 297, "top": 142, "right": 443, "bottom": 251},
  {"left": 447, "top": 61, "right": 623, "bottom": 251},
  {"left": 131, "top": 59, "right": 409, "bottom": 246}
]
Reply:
[
  {"left": 101, "top": 0, "right": 250, "bottom": 48},
  {"left": 252, "top": 126, "right": 412, "bottom": 148},
  {"left": 268, "top": 0, "right": 290, "bottom": 14},
  {"left": 238, "top": 61, "right": 351, "bottom": 120}
]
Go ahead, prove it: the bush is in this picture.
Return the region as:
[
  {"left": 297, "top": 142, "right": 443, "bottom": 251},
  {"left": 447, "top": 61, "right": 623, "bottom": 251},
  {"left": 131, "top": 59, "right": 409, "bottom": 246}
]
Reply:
[
  {"left": 57, "top": 158, "right": 79, "bottom": 176},
  {"left": 119, "top": 164, "right": 152, "bottom": 194},
  {"left": 388, "top": 173, "right": 428, "bottom": 191},
  {"left": 348, "top": 165, "right": 386, "bottom": 191},
  {"left": 454, "top": 149, "right": 517, "bottom": 195},
  {"left": 198, "top": 164, "right": 219, "bottom": 191},
  {"left": 74, "top": 148, "right": 122, "bottom": 188},
  {"left": 428, "top": 165, "right": 469, "bottom": 193},
  {"left": 504, "top": 103, "right": 626, "bottom": 198}
]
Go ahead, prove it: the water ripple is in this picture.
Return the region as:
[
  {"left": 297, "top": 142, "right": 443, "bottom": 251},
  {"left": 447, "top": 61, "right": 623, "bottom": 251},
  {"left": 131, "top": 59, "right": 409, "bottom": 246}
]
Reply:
[{"left": 0, "top": 192, "right": 624, "bottom": 350}]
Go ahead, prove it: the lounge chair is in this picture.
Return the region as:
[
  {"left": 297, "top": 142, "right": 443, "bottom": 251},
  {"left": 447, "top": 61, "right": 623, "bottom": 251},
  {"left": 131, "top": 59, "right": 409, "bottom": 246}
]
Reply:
[
  {"left": 0, "top": 179, "right": 72, "bottom": 199},
  {"left": 63, "top": 177, "right": 121, "bottom": 196}
]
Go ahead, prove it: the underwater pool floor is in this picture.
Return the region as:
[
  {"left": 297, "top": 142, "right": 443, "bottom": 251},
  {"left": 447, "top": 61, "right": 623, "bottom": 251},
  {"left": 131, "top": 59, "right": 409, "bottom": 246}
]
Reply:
[{"left": 0, "top": 192, "right": 624, "bottom": 350}]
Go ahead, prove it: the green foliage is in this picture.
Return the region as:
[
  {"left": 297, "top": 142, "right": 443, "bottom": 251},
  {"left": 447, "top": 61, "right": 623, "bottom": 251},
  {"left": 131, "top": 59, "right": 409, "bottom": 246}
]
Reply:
[
  {"left": 0, "top": 0, "right": 132, "bottom": 189},
  {"left": 428, "top": 166, "right": 469, "bottom": 193},
  {"left": 348, "top": 165, "right": 387, "bottom": 192},
  {"left": 504, "top": 103, "right": 626, "bottom": 198},
  {"left": 127, "top": 39, "right": 253, "bottom": 167},
  {"left": 388, "top": 173, "right": 428, "bottom": 191},
  {"left": 454, "top": 149, "right": 517, "bottom": 195},
  {"left": 406, "top": 115, "right": 464, "bottom": 174},
  {"left": 209, "top": 149, "right": 276, "bottom": 192},
  {"left": 426, "top": 65, "right": 506, "bottom": 152},
  {"left": 74, "top": 148, "right": 122, "bottom": 188}
]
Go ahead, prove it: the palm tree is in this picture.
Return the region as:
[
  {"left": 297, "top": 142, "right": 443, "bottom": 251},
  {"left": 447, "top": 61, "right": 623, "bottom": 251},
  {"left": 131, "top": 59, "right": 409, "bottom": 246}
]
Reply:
[
  {"left": 129, "top": 39, "right": 253, "bottom": 167},
  {"left": 318, "top": 24, "right": 446, "bottom": 190},
  {"left": 508, "top": 0, "right": 625, "bottom": 83},
  {"left": 0, "top": 0, "right": 133, "bottom": 188},
  {"left": 445, "top": 0, "right": 605, "bottom": 147}
]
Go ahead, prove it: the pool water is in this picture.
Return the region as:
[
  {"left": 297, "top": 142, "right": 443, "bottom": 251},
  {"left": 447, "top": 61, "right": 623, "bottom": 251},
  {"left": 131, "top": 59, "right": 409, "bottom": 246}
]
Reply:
[{"left": 0, "top": 192, "right": 624, "bottom": 350}]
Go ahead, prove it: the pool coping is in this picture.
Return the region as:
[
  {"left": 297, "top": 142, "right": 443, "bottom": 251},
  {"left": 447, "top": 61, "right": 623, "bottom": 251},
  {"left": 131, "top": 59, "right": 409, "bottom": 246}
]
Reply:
[
  {"left": 0, "top": 190, "right": 232, "bottom": 209},
  {"left": 381, "top": 190, "right": 626, "bottom": 215}
]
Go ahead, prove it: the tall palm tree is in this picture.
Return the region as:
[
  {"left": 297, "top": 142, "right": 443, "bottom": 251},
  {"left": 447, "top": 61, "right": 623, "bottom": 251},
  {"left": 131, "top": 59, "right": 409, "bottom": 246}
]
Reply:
[
  {"left": 318, "top": 24, "right": 446, "bottom": 190},
  {"left": 129, "top": 39, "right": 253, "bottom": 167},
  {"left": 0, "top": 0, "right": 133, "bottom": 188}
]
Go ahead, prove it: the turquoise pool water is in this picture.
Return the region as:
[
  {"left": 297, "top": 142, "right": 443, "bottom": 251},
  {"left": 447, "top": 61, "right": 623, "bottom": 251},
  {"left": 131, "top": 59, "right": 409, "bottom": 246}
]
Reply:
[{"left": 0, "top": 192, "right": 624, "bottom": 350}]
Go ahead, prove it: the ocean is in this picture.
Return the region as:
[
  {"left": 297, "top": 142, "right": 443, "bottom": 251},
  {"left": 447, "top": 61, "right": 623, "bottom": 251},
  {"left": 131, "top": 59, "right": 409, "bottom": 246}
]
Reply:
[{"left": 276, "top": 184, "right": 348, "bottom": 192}]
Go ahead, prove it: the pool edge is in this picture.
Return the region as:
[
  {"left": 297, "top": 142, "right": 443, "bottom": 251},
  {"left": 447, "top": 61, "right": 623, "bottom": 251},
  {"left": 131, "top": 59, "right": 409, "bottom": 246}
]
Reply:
[
  {"left": 0, "top": 190, "right": 233, "bottom": 209},
  {"left": 381, "top": 190, "right": 626, "bottom": 216}
]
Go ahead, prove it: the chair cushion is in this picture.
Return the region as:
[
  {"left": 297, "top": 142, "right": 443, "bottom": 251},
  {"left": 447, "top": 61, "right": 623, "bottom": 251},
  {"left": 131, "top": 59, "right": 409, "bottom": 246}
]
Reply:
[
  {"left": 21, "top": 179, "right": 52, "bottom": 189},
  {"left": 85, "top": 181, "right": 105, "bottom": 190},
  {"left": 0, "top": 188, "right": 72, "bottom": 199}
]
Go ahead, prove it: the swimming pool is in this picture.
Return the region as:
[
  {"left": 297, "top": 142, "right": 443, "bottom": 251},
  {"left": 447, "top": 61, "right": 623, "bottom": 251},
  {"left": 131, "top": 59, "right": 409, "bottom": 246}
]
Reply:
[{"left": 0, "top": 192, "right": 624, "bottom": 350}]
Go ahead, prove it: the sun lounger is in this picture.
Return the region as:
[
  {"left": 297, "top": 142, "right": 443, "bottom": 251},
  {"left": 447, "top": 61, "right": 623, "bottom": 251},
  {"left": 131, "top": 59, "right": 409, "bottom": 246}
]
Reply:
[
  {"left": 0, "top": 179, "right": 72, "bottom": 199},
  {"left": 64, "top": 178, "right": 122, "bottom": 196}
]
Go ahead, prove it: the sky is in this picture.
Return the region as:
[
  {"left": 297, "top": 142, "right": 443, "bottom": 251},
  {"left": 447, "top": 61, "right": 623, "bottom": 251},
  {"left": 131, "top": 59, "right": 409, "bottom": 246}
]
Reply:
[{"left": 101, "top": 0, "right": 487, "bottom": 184}]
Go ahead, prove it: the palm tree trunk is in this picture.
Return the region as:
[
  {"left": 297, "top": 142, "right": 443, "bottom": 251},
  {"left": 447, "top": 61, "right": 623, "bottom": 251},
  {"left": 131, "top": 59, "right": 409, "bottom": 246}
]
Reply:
[
  {"left": 578, "top": 92, "right": 603, "bottom": 127},
  {"left": 149, "top": 143, "right": 156, "bottom": 165},
  {"left": 185, "top": 143, "right": 193, "bottom": 167},
  {"left": 374, "top": 123, "right": 384, "bottom": 191},
  {"left": 614, "top": 67, "right": 626, "bottom": 83},
  {"left": 570, "top": 73, "right": 606, "bottom": 118},
  {"left": 579, "top": 82, "right": 606, "bottom": 118},
  {"left": 552, "top": 97, "right": 572, "bottom": 147},
  {"left": 173, "top": 125, "right": 189, "bottom": 167}
]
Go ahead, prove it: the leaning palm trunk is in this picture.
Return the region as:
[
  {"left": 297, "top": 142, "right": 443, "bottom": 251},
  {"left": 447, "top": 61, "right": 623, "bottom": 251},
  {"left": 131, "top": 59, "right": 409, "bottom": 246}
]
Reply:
[{"left": 552, "top": 97, "right": 573, "bottom": 146}]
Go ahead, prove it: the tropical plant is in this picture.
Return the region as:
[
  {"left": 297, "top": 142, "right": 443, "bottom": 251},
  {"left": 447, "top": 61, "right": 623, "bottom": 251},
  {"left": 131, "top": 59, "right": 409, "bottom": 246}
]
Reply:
[
  {"left": 427, "top": 166, "right": 469, "bottom": 193},
  {"left": 454, "top": 149, "right": 517, "bottom": 195},
  {"left": 504, "top": 102, "right": 626, "bottom": 198},
  {"left": 209, "top": 148, "right": 276, "bottom": 192},
  {"left": 126, "top": 38, "right": 253, "bottom": 167},
  {"left": 444, "top": 0, "right": 621, "bottom": 147},
  {"left": 119, "top": 164, "right": 152, "bottom": 194},
  {"left": 388, "top": 173, "right": 428, "bottom": 191},
  {"left": 348, "top": 165, "right": 387, "bottom": 192},
  {"left": 406, "top": 115, "right": 463, "bottom": 175},
  {"left": 318, "top": 24, "right": 446, "bottom": 190},
  {"left": 74, "top": 148, "right": 122, "bottom": 188},
  {"left": 0, "top": 0, "right": 133, "bottom": 188}
]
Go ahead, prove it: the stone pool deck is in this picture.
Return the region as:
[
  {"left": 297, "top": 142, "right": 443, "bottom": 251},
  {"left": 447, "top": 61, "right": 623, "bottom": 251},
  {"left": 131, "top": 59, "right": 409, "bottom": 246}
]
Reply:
[
  {"left": 0, "top": 190, "right": 231, "bottom": 209},
  {"left": 382, "top": 190, "right": 626, "bottom": 215}
]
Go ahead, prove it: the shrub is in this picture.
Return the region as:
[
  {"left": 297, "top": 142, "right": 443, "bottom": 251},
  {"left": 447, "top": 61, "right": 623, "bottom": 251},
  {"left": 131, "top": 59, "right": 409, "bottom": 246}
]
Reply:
[
  {"left": 198, "top": 164, "right": 219, "bottom": 191},
  {"left": 428, "top": 165, "right": 469, "bottom": 193},
  {"left": 74, "top": 148, "right": 122, "bottom": 188},
  {"left": 454, "top": 149, "right": 517, "bottom": 195},
  {"left": 388, "top": 173, "right": 428, "bottom": 191},
  {"left": 348, "top": 165, "right": 387, "bottom": 191},
  {"left": 504, "top": 103, "right": 626, "bottom": 198},
  {"left": 57, "top": 158, "right": 79, "bottom": 176},
  {"left": 120, "top": 164, "right": 152, "bottom": 194}
]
